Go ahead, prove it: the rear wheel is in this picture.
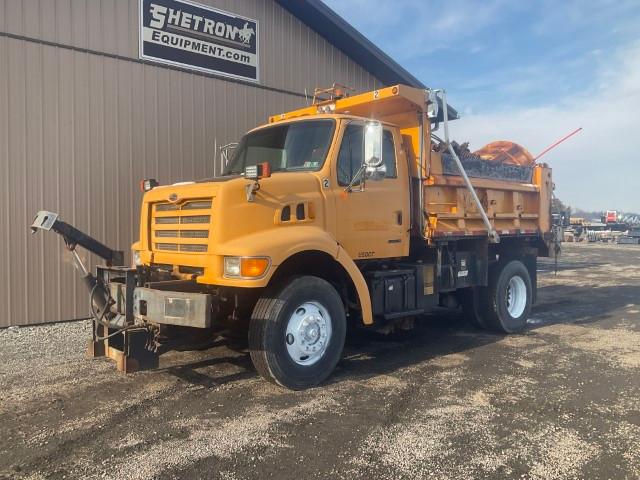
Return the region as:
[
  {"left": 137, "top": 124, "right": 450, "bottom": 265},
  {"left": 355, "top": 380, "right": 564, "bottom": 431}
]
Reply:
[
  {"left": 459, "top": 287, "right": 489, "bottom": 329},
  {"left": 248, "top": 276, "right": 346, "bottom": 390},
  {"left": 485, "top": 259, "right": 532, "bottom": 333}
]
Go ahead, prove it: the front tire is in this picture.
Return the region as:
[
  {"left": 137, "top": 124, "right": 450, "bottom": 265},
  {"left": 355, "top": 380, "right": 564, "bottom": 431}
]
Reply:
[
  {"left": 248, "top": 276, "right": 346, "bottom": 390},
  {"left": 485, "top": 259, "right": 532, "bottom": 333}
]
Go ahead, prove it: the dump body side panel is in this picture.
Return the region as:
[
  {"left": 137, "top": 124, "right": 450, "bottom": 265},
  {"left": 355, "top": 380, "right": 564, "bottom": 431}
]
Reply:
[{"left": 424, "top": 152, "right": 552, "bottom": 249}]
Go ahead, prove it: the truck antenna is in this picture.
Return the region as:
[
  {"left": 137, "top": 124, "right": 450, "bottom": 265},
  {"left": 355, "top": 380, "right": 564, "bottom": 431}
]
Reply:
[{"left": 534, "top": 127, "right": 582, "bottom": 161}]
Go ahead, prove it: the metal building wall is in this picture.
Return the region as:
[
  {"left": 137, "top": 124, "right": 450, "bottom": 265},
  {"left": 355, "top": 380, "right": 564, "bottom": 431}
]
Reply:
[{"left": 0, "top": 0, "right": 382, "bottom": 327}]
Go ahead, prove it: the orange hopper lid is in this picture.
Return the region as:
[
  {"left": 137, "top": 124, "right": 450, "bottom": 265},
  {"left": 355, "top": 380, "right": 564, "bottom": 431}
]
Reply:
[{"left": 473, "top": 141, "right": 535, "bottom": 166}]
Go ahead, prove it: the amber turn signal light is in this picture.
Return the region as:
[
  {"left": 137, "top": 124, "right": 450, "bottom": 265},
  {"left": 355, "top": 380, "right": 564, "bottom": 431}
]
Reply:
[
  {"left": 241, "top": 257, "right": 270, "bottom": 278},
  {"left": 223, "top": 256, "right": 270, "bottom": 278}
]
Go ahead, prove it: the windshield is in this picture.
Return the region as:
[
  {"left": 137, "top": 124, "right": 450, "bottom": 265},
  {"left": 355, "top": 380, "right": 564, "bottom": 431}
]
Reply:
[{"left": 223, "top": 120, "right": 335, "bottom": 175}]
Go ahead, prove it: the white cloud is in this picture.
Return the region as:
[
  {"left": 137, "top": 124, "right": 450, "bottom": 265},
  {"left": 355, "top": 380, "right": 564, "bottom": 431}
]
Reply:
[
  {"left": 324, "top": 0, "right": 520, "bottom": 58},
  {"left": 453, "top": 41, "right": 640, "bottom": 212},
  {"left": 324, "top": 0, "right": 639, "bottom": 211}
]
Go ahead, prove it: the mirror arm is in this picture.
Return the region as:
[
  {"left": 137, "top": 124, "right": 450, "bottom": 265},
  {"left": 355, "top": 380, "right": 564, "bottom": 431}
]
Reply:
[{"left": 344, "top": 164, "right": 366, "bottom": 193}]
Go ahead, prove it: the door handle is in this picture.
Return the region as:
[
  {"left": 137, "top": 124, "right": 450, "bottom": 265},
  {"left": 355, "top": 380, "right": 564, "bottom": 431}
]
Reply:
[{"left": 395, "top": 211, "right": 403, "bottom": 225}]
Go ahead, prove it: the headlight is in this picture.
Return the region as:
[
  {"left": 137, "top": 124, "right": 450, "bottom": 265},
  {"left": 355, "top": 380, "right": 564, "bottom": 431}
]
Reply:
[
  {"left": 224, "top": 256, "right": 241, "bottom": 277},
  {"left": 224, "top": 256, "right": 270, "bottom": 278},
  {"left": 133, "top": 250, "right": 142, "bottom": 266}
]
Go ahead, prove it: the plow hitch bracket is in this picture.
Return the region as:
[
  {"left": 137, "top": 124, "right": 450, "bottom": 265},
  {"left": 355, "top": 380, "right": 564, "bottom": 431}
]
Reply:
[
  {"left": 30, "top": 210, "right": 157, "bottom": 373},
  {"left": 31, "top": 210, "right": 124, "bottom": 266}
]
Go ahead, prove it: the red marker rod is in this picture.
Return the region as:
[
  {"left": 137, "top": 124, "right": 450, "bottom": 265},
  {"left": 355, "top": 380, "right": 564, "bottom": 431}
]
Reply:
[{"left": 534, "top": 127, "right": 583, "bottom": 161}]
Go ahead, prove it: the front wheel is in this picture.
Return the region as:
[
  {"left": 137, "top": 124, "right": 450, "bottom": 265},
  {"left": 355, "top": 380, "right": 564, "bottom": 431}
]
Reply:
[
  {"left": 248, "top": 276, "right": 346, "bottom": 390},
  {"left": 485, "top": 259, "right": 533, "bottom": 333}
]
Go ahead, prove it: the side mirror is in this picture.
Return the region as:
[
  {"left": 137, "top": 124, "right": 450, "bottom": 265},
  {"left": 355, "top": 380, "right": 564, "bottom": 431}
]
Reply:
[
  {"left": 364, "top": 122, "right": 383, "bottom": 168},
  {"left": 426, "top": 90, "right": 440, "bottom": 120}
]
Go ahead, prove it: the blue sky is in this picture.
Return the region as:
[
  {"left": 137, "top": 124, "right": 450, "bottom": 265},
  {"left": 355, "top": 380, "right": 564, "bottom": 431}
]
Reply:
[{"left": 324, "top": 0, "right": 640, "bottom": 212}]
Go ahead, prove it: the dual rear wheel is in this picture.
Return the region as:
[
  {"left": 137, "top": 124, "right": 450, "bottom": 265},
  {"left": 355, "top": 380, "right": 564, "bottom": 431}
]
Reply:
[{"left": 462, "top": 259, "right": 533, "bottom": 333}]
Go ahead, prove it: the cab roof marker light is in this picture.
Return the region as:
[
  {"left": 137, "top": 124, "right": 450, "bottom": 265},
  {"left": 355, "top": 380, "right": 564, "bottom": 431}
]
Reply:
[
  {"left": 316, "top": 103, "right": 336, "bottom": 114},
  {"left": 141, "top": 179, "right": 159, "bottom": 192}
]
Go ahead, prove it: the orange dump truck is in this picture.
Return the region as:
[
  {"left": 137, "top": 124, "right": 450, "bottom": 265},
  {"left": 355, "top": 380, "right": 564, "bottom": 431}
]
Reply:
[{"left": 32, "top": 84, "right": 553, "bottom": 389}]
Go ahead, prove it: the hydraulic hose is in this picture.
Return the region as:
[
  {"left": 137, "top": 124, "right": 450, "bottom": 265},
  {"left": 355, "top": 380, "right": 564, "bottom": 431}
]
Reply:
[{"left": 88, "top": 279, "right": 137, "bottom": 341}]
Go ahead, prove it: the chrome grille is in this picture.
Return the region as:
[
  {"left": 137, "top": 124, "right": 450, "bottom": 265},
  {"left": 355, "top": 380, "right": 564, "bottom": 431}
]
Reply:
[
  {"left": 155, "top": 203, "right": 179, "bottom": 211},
  {"left": 180, "top": 215, "right": 210, "bottom": 224},
  {"left": 156, "top": 216, "right": 180, "bottom": 224},
  {"left": 155, "top": 230, "right": 179, "bottom": 238},
  {"left": 154, "top": 216, "right": 209, "bottom": 225},
  {"left": 155, "top": 243, "right": 208, "bottom": 253},
  {"left": 182, "top": 200, "right": 212, "bottom": 210},
  {"left": 179, "top": 244, "right": 208, "bottom": 253},
  {"left": 155, "top": 243, "right": 179, "bottom": 251},
  {"left": 151, "top": 198, "right": 212, "bottom": 254},
  {"left": 154, "top": 230, "right": 208, "bottom": 238},
  {"left": 180, "top": 230, "right": 208, "bottom": 238}
]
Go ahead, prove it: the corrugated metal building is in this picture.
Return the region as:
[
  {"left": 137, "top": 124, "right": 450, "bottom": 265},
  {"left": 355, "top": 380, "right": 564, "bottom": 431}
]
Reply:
[{"left": 0, "top": 0, "right": 425, "bottom": 327}]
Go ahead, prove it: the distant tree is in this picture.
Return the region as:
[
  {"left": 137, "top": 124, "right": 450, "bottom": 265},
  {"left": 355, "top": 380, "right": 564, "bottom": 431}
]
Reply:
[
  {"left": 573, "top": 208, "right": 602, "bottom": 221},
  {"left": 551, "top": 197, "right": 571, "bottom": 215}
]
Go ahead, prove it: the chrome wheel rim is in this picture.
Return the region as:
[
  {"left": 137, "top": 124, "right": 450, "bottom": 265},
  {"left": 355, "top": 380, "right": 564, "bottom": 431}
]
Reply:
[
  {"left": 506, "top": 276, "right": 527, "bottom": 318},
  {"left": 285, "top": 301, "right": 332, "bottom": 366}
]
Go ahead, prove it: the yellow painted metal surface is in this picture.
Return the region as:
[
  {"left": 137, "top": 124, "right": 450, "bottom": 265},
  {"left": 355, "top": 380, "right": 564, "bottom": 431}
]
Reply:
[{"left": 425, "top": 152, "right": 552, "bottom": 239}]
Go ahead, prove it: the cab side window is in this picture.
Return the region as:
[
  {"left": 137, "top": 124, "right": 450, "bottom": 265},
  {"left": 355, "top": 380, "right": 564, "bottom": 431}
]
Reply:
[
  {"left": 337, "top": 124, "right": 364, "bottom": 186},
  {"left": 337, "top": 125, "right": 397, "bottom": 185},
  {"left": 383, "top": 130, "right": 397, "bottom": 178}
]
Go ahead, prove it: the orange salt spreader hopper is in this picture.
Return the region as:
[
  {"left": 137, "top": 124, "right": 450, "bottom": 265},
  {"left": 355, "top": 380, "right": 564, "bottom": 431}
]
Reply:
[{"left": 473, "top": 141, "right": 536, "bottom": 167}]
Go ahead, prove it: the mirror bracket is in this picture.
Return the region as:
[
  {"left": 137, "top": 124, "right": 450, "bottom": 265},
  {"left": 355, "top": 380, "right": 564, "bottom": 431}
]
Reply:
[
  {"left": 344, "top": 164, "right": 366, "bottom": 193},
  {"left": 365, "top": 165, "right": 386, "bottom": 182}
]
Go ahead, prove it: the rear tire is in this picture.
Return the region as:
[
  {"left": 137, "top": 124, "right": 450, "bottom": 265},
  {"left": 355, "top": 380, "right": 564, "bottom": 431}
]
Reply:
[
  {"left": 485, "top": 259, "right": 532, "bottom": 333},
  {"left": 248, "top": 276, "right": 346, "bottom": 390},
  {"left": 459, "top": 287, "right": 489, "bottom": 329}
]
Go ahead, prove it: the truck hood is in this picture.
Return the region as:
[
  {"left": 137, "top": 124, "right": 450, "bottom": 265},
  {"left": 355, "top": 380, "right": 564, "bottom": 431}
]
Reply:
[{"left": 143, "top": 181, "right": 224, "bottom": 204}]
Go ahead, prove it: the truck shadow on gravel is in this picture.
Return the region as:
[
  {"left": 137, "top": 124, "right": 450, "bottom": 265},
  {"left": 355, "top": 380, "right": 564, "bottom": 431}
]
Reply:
[
  {"left": 536, "top": 260, "right": 606, "bottom": 273},
  {"left": 530, "top": 284, "right": 639, "bottom": 327},
  {"left": 160, "top": 310, "right": 493, "bottom": 389},
  {"left": 157, "top": 310, "right": 490, "bottom": 389},
  {"left": 332, "top": 312, "right": 496, "bottom": 385},
  {"left": 330, "top": 283, "right": 638, "bottom": 385},
  {"left": 161, "top": 354, "right": 257, "bottom": 388},
  {"left": 158, "top": 284, "right": 638, "bottom": 389}
]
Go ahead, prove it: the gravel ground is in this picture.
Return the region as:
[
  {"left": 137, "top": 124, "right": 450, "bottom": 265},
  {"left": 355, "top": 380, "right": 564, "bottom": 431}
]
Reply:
[{"left": 1, "top": 242, "right": 639, "bottom": 480}]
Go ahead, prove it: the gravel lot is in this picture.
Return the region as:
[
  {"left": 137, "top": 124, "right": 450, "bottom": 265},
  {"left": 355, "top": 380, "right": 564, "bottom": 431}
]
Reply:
[{"left": 1, "top": 242, "right": 639, "bottom": 480}]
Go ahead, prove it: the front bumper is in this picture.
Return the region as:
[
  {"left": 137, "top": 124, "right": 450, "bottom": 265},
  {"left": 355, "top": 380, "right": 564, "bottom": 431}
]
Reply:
[
  {"left": 132, "top": 287, "right": 214, "bottom": 328},
  {"left": 101, "top": 266, "right": 217, "bottom": 329}
]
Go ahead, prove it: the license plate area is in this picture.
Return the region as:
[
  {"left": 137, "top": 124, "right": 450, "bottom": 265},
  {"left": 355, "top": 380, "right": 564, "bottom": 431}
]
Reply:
[
  {"left": 133, "top": 287, "right": 213, "bottom": 328},
  {"left": 165, "top": 297, "right": 190, "bottom": 319}
]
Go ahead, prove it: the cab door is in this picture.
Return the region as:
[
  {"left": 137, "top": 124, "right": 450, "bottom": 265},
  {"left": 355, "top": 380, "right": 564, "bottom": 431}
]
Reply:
[{"left": 333, "top": 122, "right": 410, "bottom": 260}]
